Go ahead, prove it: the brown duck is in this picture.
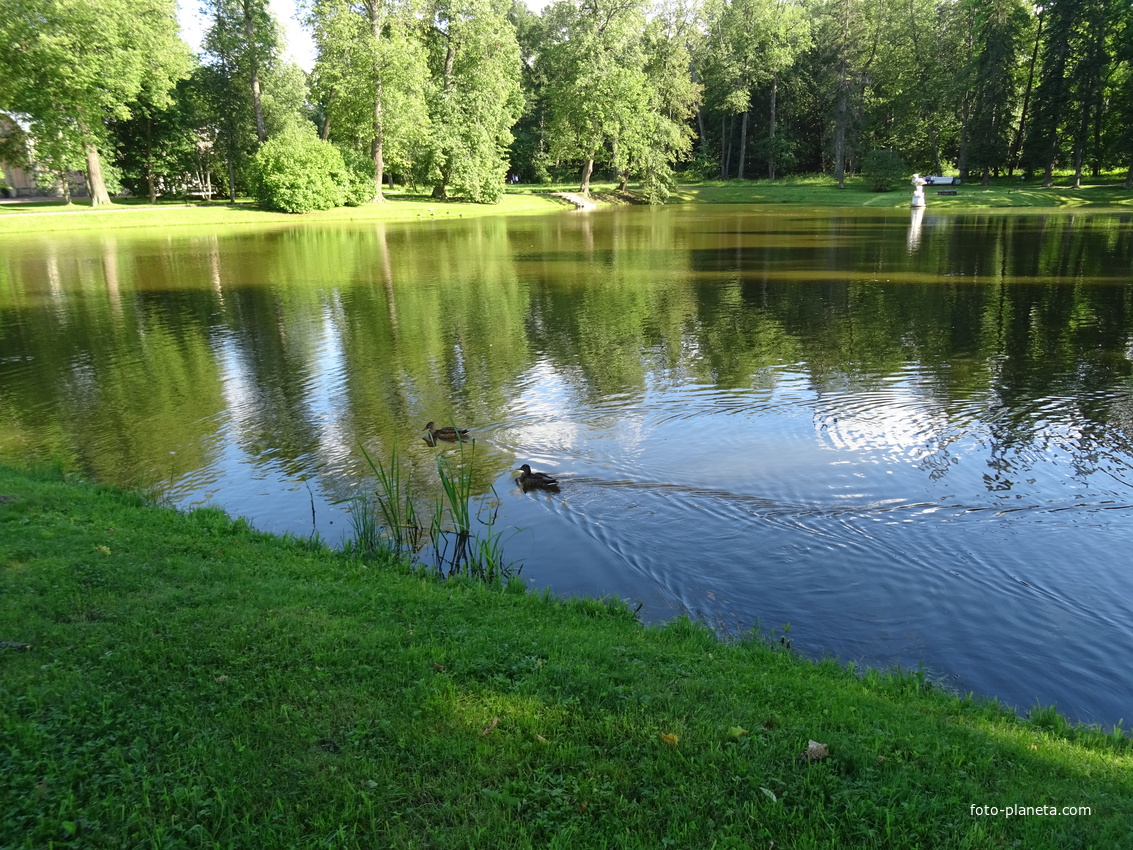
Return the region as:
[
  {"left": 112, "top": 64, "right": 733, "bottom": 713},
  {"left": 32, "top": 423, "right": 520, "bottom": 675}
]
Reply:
[{"left": 424, "top": 421, "right": 470, "bottom": 442}]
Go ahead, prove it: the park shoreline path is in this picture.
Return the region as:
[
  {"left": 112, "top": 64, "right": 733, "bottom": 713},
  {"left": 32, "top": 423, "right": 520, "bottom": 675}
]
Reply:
[{"left": 553, "top": 191, "right": 597, "bottom": 210}]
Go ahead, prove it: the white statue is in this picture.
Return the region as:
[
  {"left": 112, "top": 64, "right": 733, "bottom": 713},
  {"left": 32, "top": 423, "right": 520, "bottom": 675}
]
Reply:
[{"left": 910, "top": 173, "right": 926, "bottom": 208}]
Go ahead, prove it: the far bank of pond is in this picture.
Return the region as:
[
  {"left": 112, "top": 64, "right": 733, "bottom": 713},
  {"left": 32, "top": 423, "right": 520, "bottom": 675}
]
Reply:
[{"left": 0, "top": 175, "right": 1129, "bottom": 235}]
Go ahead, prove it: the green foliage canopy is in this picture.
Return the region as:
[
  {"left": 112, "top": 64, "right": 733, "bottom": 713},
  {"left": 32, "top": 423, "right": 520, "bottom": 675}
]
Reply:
[{"left": 0, "top": 0, "right": 191, "bottom": 204}]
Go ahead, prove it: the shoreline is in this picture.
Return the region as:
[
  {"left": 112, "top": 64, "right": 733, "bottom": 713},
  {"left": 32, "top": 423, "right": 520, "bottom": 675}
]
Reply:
[
  {"left": 1, "top": 177, "right": 1129, "bottom": 236},
  {"left": 0, "top": 463, "right": 1129, "bottom": 846}
]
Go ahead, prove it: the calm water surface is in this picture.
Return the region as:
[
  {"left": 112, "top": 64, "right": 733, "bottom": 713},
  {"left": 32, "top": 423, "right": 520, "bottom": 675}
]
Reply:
[{"left": 3, "top": 206, "right": 1133, "bottom": 728}]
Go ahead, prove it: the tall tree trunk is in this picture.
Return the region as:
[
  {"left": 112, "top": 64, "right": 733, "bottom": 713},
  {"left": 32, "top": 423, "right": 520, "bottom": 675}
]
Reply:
[
  {"left": 768, "top": 76, "right": 777, "bottom": 180},
  {"left": 1009, "top": 8, "right": 1043, "bottom": 174},
  {"left": 721, "top": 115, "right": 729, "bottom": 179},
  {"left": 1072, "top": 99, "right": 1091, "bottom": 189},
  {"left": 431, "top": 40, "right": 456, "bottom": 199},
  {"left": 226, "top": 154, "right": 237, "bottom": 203},
  {"left": 367, "top": 6, "right": 384, "bottom": 202},
  {"left": 372, "top": 82, "right": 385, "bottom": 202},
  {"left": 834, "top": 75, "right": 848, "bottom": 189},
  {"left": 251, "top": 71, "right": 266, "bottom": 143},
  {"left": 690, "top": 61, "right": 707, "bottom": 155},
  {"left": 80, "top": 132, "right": 111, "bottom": 206},
  {"left": 957, "top": 95, "right": 971, "bottom": 182},
  {"left": 737, "top": 109, "right": 749, "bottom": 179},
  {"left": 1124, "top": 160, "right": 1132, "bottom": 190},
  {"left": 145, "top": 116, "right": 157, "bottom": 203},
  {"left": 580, "top": 156, "right": 594, "bottom": 195},
  {"left": 244, "top": 0, "right": 267, "bottom": 144}
]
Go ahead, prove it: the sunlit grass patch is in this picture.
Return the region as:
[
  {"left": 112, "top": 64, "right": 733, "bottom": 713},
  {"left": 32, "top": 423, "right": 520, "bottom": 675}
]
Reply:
[{"left": 0, "top": 191, "right": 567, "bottom": 235}]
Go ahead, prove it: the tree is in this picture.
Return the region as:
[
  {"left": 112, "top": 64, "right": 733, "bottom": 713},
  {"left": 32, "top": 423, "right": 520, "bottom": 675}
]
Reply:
[
  {"left": 201, "top": 0, "right": 308, "bottom": 200},
  {"left": 541, "top": 0, "right": 701, "bottom": 198},
  {"left": 203, "top": 0, "right": 281, "bottom": 145},
  {"left": 508, "top": 2, "right": 553, "bottom": 183},
  {"left": 631, "top": 0, "right": 703, "bottom": 199},
  {"left": 1022, "top": 0, "right": 1119, "bottom": 187},
  {"left": 701, "top": 0, "right": 810, "bottom": 180},
  {"left": 1112, "top": 7, "right": 1133, "bottom": 187},
  {"left": 422, "top": 0, "right": 523, "bottom": 202},
  {"left": 541, "top": 0, "right": 650, "bottom": 195},
  {"left": 111, "top": 75, "right": 205, "bottom": 202},
  {"left": 308, "top": 0, "right": 430, "bottom": 201},
  {"left": 959, "top": 0, "right": 1029, "bottom": 183},
  {"left": 807, "top": 0, "right": 886, "bottom": 187},
  {"left": 861, "top": 147, "right": 908, "bottom": 189},
  {"left": 0, "top": 0, "right": 191, "bottom": 205}
]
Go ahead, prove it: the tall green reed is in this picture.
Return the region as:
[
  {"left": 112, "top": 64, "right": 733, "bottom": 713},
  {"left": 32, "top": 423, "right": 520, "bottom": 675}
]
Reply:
[
  {"left": 348, "top": 438, "right": 519, "bottom": 582},
  {"left": 430, "top": 439, "right": 517, "bottom": 581},
  {"left": 352, "top": 443, "right": 424, "bottom": 557}
]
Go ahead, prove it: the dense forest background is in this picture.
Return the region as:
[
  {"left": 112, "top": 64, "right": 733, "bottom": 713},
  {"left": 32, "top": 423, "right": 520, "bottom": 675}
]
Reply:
[{"left": 1, "top": 0, "right": 1131, "bottom": 207}]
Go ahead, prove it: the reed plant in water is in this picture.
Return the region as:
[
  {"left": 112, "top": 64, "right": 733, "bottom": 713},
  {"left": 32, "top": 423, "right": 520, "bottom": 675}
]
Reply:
[
  {"left": 348, "top": 438, "right": 518, "bottom": 582},
  {"left": 430, "top": 439, "right": 518, "bottom": 581},
  {"left": 353, "top": 443, "right": 424, "bottom": 557}
]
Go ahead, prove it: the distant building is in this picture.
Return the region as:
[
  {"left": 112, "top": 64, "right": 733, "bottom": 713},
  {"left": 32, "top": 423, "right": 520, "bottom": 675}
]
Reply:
[{"left": 0, "top": 113, "right": 88, "bottom": 199}]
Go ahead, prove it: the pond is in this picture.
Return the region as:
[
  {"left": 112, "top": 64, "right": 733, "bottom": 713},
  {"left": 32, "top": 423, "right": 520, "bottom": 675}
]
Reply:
[{"left": 3, "top": 205, "right": 1132, "bottom": 729}]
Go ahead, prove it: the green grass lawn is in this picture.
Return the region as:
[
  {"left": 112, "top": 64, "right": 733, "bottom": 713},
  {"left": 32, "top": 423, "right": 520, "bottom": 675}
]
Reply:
[
  {"left": 0, "top": 191, "right": 573, "bottom": 234},
  {"left": 669, "top": 172, "right": 1133, "bottom": 209},
  {"left": 1, "top": 465, "right": 1130, "bottom": 848}
]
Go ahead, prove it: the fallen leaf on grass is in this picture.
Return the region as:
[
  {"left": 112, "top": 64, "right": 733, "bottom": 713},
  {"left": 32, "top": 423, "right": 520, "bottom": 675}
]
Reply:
[
  {"left": 660, "top": 732, "right": 679, "bottom": 746},
  {"left": 759, "top": 786, "right": 777, "bottom": 802},
  {"left": 432, "top": 662, "right": 445, "bottom": 672},
  {"left": 798, "top": 739, "right": 830, "bottom": 762},
  {"left": 727, "top": 726, "right": 749, "bottom": 739},
  {"left": 480, "top": 717, "right": 499, "bottom": 736}
]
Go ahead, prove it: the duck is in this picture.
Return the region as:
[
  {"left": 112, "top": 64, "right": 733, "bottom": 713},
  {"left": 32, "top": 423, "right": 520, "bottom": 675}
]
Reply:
[
  {"left": 424, "top": 421, "right": 470, "bottom": 442},
  {"left": 516, "top": 463, "right": 559, "bottom": 489}
]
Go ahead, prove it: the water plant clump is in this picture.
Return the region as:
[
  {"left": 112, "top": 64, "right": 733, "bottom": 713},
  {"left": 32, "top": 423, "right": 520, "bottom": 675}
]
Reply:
[{"left": 351, "top": 439, "right": 518, "bottom": 582}]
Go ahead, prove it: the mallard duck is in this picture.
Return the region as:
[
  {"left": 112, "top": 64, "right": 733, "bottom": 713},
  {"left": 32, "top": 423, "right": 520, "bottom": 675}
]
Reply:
[
  {"left": 424, "top": 421, "right": 470, "bottom": 441},
  {"left": 516, "top": 463, "right": 559, "bottom": 488}
]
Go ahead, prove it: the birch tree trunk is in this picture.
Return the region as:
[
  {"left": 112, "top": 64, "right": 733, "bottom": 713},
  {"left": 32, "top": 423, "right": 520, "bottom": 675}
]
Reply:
[{"left": 244, "top": 0, "right": 267, "bottom": 143}]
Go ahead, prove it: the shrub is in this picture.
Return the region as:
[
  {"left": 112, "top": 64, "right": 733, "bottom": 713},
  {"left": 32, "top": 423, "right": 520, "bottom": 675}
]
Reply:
[
  {"left": 250, "top": 126, "right": 348, "bottom": 213},
  {"left": 339, "top": 148, "right": 377, "bottom": 206},
  {"left": 862, "top": 149, "right": 909, "bottom": 192}
]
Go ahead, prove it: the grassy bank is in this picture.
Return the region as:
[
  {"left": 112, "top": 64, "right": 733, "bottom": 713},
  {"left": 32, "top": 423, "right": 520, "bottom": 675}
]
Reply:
[
  {"left": 668, "top": 173, "right": 1133, "bottom": 209},
  {"left": 2, "top": 173, "right": 1129, "bottom": 236},
  {"left": 1, "top": 465, "right": 1130, "bottom": 848},
  {"left": 0, "top": 192, "right": 574, "bottom": 235}
]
